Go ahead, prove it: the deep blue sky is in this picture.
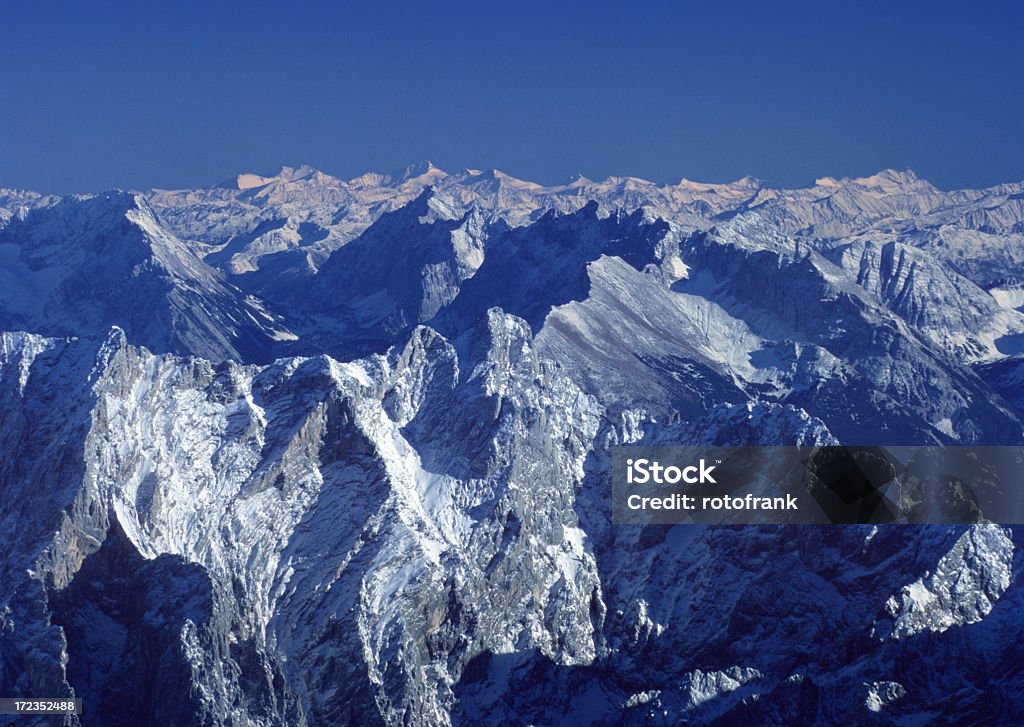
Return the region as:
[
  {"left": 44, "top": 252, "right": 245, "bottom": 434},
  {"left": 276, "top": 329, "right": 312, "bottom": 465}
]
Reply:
[{"left": 2, "top": 1, "right": 1021, "bottom": 193}]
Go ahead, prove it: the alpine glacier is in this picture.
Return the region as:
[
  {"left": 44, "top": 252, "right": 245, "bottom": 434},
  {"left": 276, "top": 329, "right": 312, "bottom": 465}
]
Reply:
[{"left": 2, "top": 164, "right": 1024, "bottom": 725}]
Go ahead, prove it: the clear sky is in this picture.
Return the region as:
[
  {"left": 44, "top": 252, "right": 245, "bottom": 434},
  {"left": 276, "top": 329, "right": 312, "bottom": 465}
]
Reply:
[{"left": 2, "top": 0, "right": 1021, "bottom": 193}]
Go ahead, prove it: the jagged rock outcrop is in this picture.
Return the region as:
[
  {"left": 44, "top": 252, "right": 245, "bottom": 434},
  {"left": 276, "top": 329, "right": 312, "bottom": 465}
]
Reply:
[{"left": 3, "top": 167, "right": 1024, "bottom": 725}]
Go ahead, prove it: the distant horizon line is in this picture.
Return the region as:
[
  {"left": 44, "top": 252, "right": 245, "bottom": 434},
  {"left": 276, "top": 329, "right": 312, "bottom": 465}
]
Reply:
[{"left": 5, "top": 162, "right": 1024, "bottom": 197}]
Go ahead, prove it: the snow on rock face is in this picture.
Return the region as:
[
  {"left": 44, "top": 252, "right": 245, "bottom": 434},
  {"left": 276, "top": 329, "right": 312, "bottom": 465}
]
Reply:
[
  {"left": 876, "top": 525, "right": 1014, "bottom": 640},
  {"left": 145, "top": 165, "right": 1024, "bottom": 300},
  {"left": 679, "top": 666, "right": 763, "bottom": 710},
  {"left": 823, "top": 236, "right": 1024, "bottom": 361},
  {"left": 4, "top": 168, "right": 1024, "bottom": 725},
  {"left": 0, "top": 193, "right": 287, "bottom": 362},
  {"left": 299, "top": 190, "right": 488, "bottom": 350},
  {"left": 865, "top": 680, "right": 906, "bottom": 713},
  {"left": 0, "top": 312, "right": 603, "bottom": 726}
]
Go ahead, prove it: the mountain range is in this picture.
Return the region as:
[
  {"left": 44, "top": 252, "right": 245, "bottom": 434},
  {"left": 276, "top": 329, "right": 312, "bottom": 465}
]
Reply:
[{"left": 2, "top": 164, "right": 1024, "bottom": 725}]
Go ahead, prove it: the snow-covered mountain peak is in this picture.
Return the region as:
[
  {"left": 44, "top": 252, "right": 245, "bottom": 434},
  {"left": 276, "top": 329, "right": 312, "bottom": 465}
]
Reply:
[
  {"left": 732, "top": 174, "right": 765, "bottom": 188},
  {"left": 224, "top": 164, "right": 340, "bottom": 192},
  {"left": 347, "top": 170, "right": 391, "bottom": 188},
  {"left": 600, "top": 175, "right": 656, "bottom": 188},
  {"left": 404, "top": 186, "right": 462, "bottom": 223},
  {"left": 5, "top": 165, "right": 1024, "bottom": 725},
  {"left": 813, "top": 176, "right": 843, "bottom": 188},
  {"left": 672, "top": 173, "right": 762, "bottom": 192},
  {"left": 458, "top": 168, "right": 544, "bottom": 192},
  {"left": 392, "top": 160, "right": 447, "bottom": 185},
  {"left": 851, "top": 167, "right": 931, "bottom": 191},
  {"left": 234, "top": 172, "right": 274, "bottom": 190},
  {"left": 561, "top": 172, "right": 593, "bottom": 188},
  {"left": 0, "top": 191, "right": 287, "bottom": 360}
]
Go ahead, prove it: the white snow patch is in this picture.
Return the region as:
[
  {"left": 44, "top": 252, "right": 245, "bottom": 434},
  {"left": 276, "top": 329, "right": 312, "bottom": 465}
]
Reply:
[
  {"left": 990, "top": 285, "right": 1024, "bottom": 310},
  {"left": 933, "top": 418, "right": 956, "bottom": 438},
  {"left": 865, "top": 681, "right": 906, "bottom": 712},
  {"left": 880, "top": 525, "right": 1013, "bottom": 639}
]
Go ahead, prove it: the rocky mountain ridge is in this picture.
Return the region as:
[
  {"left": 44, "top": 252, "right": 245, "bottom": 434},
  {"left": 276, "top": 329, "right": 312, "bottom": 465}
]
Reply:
[{"left": 2, "top": 167, "right": 1024, "bottom": 725}]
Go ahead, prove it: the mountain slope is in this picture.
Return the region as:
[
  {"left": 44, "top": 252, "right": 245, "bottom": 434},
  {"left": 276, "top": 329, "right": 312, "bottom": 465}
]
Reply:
[
  {"left": 3, "top": 168, "right": 1024, "bottom": 725},
  {"left": 295, "top": 190, "right": 487, "bottom": 354},
  {"left": 0, "top": 192, "right": 290, "bottom": 361}
]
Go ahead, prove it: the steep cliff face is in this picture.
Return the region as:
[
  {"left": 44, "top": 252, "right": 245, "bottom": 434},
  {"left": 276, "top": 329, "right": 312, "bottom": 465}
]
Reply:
[
  {"left": 3, "top": 169, "right": 1024, "bottom": 725},
  {"left": 0, "top": 313, "right": 605, "bottom": 726}
]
